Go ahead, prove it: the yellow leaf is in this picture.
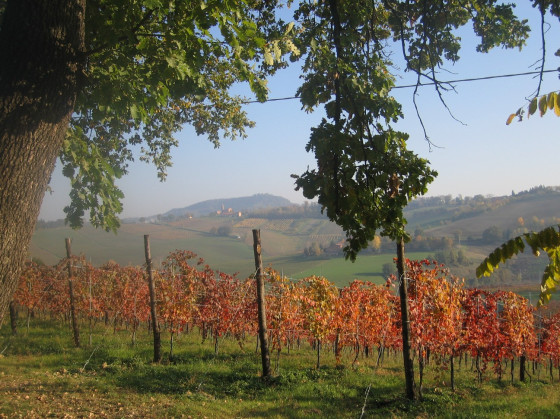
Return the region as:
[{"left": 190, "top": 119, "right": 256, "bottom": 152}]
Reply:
[
  {"left": 263, "top": 50, "right": 274, "bottom": 66},
  {"left": 506, "top": 113, "right": 516, "bottom": 125},
  {"left": 548, "top": 92, "right": 556, "bottom": 109},
  {"left": 539, "top": 95, "right": 548, "bottom": 116},
  {"left": 554, "top": 93, "right": 560, "bottom": 117}
]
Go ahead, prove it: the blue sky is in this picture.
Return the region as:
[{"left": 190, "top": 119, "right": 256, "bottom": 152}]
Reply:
[{"left": 40, "top": 4, "right": 560, "bottom": 221}]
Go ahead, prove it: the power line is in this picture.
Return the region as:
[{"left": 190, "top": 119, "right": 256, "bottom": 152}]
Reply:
[
  {"left": 393, "top": 69, "right": 559, "bottom": 89},
  {"left": 243, "top": 68, "right": 559, "bottom": 104}
]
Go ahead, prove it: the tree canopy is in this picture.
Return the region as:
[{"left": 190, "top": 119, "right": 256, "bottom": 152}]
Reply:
[
  {"left": 0, "top": 0, "right": 297, "bottom": 231},
  {"left": 291, "top": 0, "right": 557, "bottom": 260},
  {"left": 0, "top": 0, "right": 299, "bottom": 327}
]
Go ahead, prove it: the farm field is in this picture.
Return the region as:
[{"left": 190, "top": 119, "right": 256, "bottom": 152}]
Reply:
[
  {"left": 29, "top": 222, "right": 432, "bottom": 286},
  {"left": 291, "top": 252, "right": 431, "bottom": 287},
  {"left": 2, "top": 319, "right": 560, "bottom": 418},
  {"left": 31, "top": 187, "right": 560, "bottom": 288}
]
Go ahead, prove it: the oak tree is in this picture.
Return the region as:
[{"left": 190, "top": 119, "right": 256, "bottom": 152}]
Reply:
[{"left": 0, "top": 0, "right": 292, "bottom": 322}]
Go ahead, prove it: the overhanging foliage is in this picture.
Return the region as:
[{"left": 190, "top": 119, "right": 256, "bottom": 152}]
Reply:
[{"left": 476, "top": 225, "right": 560, "bottom": 306}]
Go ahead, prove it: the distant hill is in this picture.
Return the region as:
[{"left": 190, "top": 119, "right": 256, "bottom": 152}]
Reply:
[
  {"left": 163, "top": 193, "right": 293, "bottom": 217},
  {"left": 32, "top": 186, "right": 560, "bottom": 288},
  {"left": 405, "top": 186, "right": 560, "bottom": 239}
]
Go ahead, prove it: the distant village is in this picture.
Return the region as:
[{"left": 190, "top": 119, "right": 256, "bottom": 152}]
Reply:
[{"left": 216, "top": 204, "right": 242, "bottom": 218}]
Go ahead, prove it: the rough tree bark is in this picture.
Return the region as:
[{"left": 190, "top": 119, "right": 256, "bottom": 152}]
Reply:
[{"left": 0, "top": 0, "right": 85, "bottom": 323}]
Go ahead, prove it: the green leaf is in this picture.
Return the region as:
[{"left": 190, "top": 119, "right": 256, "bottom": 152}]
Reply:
[
  {"left": 478, "top": 226, "right": 560, "bottom": 306},
  {"left": 143, "top": 0, "right": 163, "bottom": 7},
  {"left": 273, "top": 41, "right": 282, "bottom": 61},
  {"left": 285, "top": 39, "right": 301, "bottom": 57},
  {"left": 528, "top": 97, "right": 538, "bottom": 116},
  {"left": 130, "top": 104, "right": 139, "bottom": 121}
]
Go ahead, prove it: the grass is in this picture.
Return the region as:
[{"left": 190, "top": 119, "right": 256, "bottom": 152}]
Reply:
[
  {"left": 3, "top": 319, "right": 560, "bottom": 418},
  {"left": 292, "top": 252, "right": 432, "bottom": 287}
]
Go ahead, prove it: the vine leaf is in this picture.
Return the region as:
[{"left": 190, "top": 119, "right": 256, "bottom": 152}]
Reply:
[{"left": 476, "top": 226, "right": 560, "bottom": 306}]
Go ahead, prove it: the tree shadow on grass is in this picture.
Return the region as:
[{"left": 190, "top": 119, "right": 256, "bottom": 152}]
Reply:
[
  {"left": 113, "top": 362, "right": 419, "bottom": 417},
  {"left": 113, "top": 362, "right": 266, "bottom": 396}
]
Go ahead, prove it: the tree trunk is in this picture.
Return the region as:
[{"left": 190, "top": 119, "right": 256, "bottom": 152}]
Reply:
[
  {"left": 397, "top": 237, "right": 417, "bottom": 400},
  {"left": 0, "top": 0, "right": 85, "bottom": 323},
  {"left": 418, "top": 349, "right": 424, "bottom": 398},
  {"left": 9, "top": 301, "right": 17, "bottom": 335},
  {"left": 450, "top": 354, "right": 455, "bottom": 391},
  {"left": 520, "top": 354, "right": 526, "bottom": 382},
  {"left": 376, "top": 346, "right": 384, "bottom": 367},
  {"left": 316, "top": 339, "right": 321, "bottom": 369}
]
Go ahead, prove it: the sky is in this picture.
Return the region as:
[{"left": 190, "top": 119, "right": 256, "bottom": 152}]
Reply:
[{"left": 39, "top": 4, "right": 560, "bottom": 221}]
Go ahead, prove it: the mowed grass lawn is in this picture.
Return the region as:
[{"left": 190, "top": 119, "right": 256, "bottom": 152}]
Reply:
[{"left": 2, "top": 319, "right": 560, "bottom": 418}]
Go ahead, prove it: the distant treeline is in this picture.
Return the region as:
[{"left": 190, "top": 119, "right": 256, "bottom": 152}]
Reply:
[
  {"left": 407, "top": 185, "right": 559, "bottom": 211},
  {"left": 35, "top": 219, "right": 66, "bottom": 229},
  {"left": 246, "top": 203, "right": 326, "bottom": 219}
]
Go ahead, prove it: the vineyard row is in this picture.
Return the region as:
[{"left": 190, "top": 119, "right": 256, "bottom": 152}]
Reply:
[{"left": 10, "top": 249, "right": 560, "bottom": 387}]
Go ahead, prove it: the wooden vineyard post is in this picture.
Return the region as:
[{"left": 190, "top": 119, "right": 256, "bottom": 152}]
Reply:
[
  {"left": 144, "top": 235, "right": 161, "bottom": 363},
  {"left": 88, "top": 270, "right": 93, "bottom": 346},
  {"left": 66, "top": 238, "right": 80, "bottom": 348},
  {"left": 252, "top": 229, "right": 271, "bottom": 379},
  {"left": 397, "top": 237, "right": 416, "bottom": 400}
]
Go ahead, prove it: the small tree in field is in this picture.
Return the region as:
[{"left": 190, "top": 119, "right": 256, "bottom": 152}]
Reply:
[{"left": 299, "top": 276, "right": 338, "bottom": 368}]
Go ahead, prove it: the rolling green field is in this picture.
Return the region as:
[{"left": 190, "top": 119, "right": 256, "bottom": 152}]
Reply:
[
  {"left": 291, "top": 252, "right": 431, "bottom": 287},
  {"left": 30, "top": 221, "right": 432, "bottom": 285},
  {"left": 2, "top": 319, "right": 560, "bottom": 418},
  {"left": 30, "top": 187, "right": 560, "bottom": 287}
]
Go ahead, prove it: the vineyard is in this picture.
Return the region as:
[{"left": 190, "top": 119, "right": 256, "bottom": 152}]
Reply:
[
  {"left": 9, "top": 248, "right": 560, "bottom": 388},
  {"left": 5, "top": 242, "right": 560, "bottom": 416}
]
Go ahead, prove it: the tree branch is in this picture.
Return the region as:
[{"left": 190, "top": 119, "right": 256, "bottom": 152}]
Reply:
[
  {"left": 535, "top": 7, "right": 547, "bottom": 98},
  {"left": 84, "top": 8, "right": 155, "bottom": 57},
  {"left": 328, "top": 0, "right": 343, "bottom": 214}
]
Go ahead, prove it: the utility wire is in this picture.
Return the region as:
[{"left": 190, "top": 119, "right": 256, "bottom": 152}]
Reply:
[{"left": 242, "top": 68, "right": 560, "bottom": 104}]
